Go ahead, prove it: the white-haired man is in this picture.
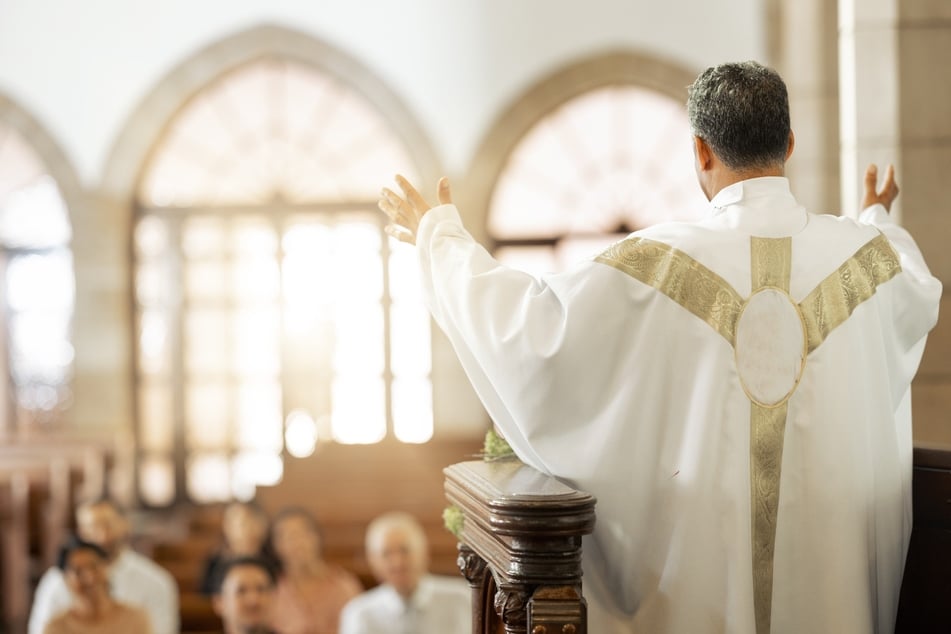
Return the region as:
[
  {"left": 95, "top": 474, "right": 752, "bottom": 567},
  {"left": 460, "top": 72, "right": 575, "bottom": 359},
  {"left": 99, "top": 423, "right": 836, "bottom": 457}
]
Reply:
[{"left": 340, "top": 512, "right": 470, "bottom": 634}]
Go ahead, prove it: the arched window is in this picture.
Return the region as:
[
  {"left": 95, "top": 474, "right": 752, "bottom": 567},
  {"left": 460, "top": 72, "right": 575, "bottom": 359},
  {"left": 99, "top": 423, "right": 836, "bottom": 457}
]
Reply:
[
  {"left": 134, "top": 58, "right": 432, "bottom": 505},
  {"left": 475, "top": 55, "right": 708, "bottom": 275},
  {"left": 0, "top": 121, "right": 75, "bottom": 432}
]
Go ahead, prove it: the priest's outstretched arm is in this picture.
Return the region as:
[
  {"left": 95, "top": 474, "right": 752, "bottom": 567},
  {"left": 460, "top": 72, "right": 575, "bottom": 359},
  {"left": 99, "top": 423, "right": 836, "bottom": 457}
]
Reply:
[{"left": 379, "top": 175, "right": 633, "bottom": 474}]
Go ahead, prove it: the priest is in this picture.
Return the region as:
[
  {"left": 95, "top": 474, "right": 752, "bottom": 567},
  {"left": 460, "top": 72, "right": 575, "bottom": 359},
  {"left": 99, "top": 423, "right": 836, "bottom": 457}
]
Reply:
[{"left": 379, "top": 61, "right": 941, "bottom": 634}]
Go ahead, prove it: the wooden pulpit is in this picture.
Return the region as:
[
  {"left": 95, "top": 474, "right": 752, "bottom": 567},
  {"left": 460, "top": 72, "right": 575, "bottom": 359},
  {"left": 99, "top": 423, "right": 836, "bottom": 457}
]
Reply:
[
  {"left": 895, "top": 447, "right": 951, "bottom": 633},
  {"left": 444, "top": 459, "right": 596, "bottom": 634}
]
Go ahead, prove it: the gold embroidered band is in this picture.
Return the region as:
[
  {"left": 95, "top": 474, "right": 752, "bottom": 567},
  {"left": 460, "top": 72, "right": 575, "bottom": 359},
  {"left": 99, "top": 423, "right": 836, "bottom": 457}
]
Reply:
[
  {"left": 748, "top": 237, "right": 793, "bottom": 634},
  {"left": 799, "top": 233, "right": 902, "bottom": 352},
  {"left": 750, "top": 399, "right": 789, "bottom": 634},
  {"left": 596, "top": 238, "right": 744, "bottom": 345},
  {"left": 751, "top": 237, "right": 791, "bottom": 293},
  {"left": 597, "top": 231, "right": 902, "bottom": 634},
  {"left": 596, "top": 234, "right": 903, "bottom": 356}
]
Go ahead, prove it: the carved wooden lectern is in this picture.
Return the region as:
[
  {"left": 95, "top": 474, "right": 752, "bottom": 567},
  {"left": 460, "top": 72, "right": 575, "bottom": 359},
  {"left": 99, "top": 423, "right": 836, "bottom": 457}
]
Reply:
[{"left": 444, "top": 460, "right": 596, "bottom": 634}]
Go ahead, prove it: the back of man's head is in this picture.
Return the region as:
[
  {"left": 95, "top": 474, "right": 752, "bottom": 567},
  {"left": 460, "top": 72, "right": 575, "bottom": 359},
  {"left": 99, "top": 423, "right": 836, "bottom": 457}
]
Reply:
[{"left": 686, "top": 61, "right": 790, "bottom": 171}]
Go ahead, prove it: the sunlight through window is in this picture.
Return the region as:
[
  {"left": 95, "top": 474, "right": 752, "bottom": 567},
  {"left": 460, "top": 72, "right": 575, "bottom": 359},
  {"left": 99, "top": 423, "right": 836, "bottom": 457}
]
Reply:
[
  {"left": 392, "top": 378, "right": 433, "bottom": 443},
  {"left": 134, "top": 58, "right": 431, "bottom": 504},
  {"left": 139, "top": 457, "right": 175, "bottom": 507},
  {"left": 330, "top": 378, "right": 385, "bottom": 444},
  {"left": 1, "top": 125, "right": 75, "bottom": 429},
  {"left": 187, "top": 453, "right": 232, "bottom": 503},
  {"left": 489, "top": 85, "right": 707, "bottom": 275},
  {"left": 285, "top": 409, "right": 318, "bottom": 458},
  {"left": 0, "top": 176, "right": 71, "bottom": 248}
]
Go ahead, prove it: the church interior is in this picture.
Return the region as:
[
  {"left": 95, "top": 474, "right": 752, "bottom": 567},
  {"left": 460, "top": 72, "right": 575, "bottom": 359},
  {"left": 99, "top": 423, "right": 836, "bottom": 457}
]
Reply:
[{"left": 1, "top": 0, "right": 949, "bottom": 632}]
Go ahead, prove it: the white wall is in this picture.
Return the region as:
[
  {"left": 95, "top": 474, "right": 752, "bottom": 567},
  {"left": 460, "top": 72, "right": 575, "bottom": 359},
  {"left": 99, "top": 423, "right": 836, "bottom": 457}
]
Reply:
[{"left": 0, "top": 0, "right": 765, "bottom": 185}]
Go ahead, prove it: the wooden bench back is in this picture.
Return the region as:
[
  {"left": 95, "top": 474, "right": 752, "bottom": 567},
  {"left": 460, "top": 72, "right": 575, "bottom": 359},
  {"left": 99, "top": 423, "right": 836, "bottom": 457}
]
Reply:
[{"left": 0, "top": 438, "right": 114, "bottom": 633}]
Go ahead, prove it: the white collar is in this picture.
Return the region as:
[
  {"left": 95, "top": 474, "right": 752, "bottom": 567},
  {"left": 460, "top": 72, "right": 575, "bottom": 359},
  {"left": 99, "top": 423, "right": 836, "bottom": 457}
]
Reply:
[{"left": 705, "top": 176, "right": 807, "bottom": 237}]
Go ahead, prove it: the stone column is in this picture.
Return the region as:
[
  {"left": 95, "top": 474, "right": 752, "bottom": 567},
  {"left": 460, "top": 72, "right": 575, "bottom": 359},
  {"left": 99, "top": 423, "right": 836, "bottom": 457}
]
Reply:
[
  {"left": 839, "top": 0, "right": 951, "bottom": 446},
  {"left": 768, "top": 0, "right": 841, "bottom": 214},
  {"left": 68, "top": 190, "right": 135, "bottom": 436}
]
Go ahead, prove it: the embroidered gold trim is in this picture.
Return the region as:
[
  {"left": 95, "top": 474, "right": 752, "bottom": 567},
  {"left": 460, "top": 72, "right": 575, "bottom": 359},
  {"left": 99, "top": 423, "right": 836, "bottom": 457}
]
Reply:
[
  {"left": 748, "top": 237, "right": 793, "bottom": 634},
  {"left": 750, "top": 400, "right": 788, "bottom": 634},
  {"left": 799, "top": 233, "right": 902, "bottom": 352},
  {"left": 596, "top": 238, "right": 744, "bottom": 345},
  {"left": 751, "top": 237, "right": 791, "bottom": 293},
  {"left": 598, "top": 232, "right": 903, "bottom": 634}
]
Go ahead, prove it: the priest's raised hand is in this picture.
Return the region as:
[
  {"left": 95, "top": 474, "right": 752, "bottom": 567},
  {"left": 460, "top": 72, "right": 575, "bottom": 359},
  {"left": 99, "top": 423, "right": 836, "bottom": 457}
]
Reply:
[{"left": 379, "top": 175, "right": 452, "bottom": 245}]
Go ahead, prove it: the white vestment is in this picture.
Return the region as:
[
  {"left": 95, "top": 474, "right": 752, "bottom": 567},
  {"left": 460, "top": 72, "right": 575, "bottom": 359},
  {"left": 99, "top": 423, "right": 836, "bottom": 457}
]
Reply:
[{"left": 415, "top": 177, "right": 941, "bottom": 634}]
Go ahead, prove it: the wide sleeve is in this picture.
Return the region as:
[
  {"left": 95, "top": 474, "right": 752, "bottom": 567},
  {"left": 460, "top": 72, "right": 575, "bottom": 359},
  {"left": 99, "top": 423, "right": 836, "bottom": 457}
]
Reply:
[
  {"left": 860, "top": 203, "right": 942, "bottom": 348},
  {"left": 415, "top": 204, "right": 637, "bottom": 474},
  {"left": 858, "top": 204, "right": 942, "bottom": 413}
]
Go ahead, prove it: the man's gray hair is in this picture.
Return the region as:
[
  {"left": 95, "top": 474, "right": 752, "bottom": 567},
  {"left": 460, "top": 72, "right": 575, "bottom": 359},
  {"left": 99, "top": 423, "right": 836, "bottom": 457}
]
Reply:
[
  {"left": 686, "top": 61, "right": 790, "bottom": 171},
  {"left": 365, "top": 511, "right": 427, "bottom": 555}
]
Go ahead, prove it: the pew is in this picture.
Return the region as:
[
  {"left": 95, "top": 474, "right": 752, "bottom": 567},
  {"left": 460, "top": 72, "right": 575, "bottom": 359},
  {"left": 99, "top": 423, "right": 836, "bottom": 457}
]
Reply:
[
  {"left": 0, "top": 455, "right": 83, "bottom": 633},
  {"left": 4, "top": 435, "right": 947, "bottom": 634},
  {"left": 895, "top": 446, "right": 951, "bottom": 633},
  {"left": 0, "top": 462, "right": 40, "bottom": 634},
  {"left": 146, "top": 507, "right": 466, "bottom": 634},
  {"left": 444, "top": 459, "right": 596, "bottom": 634},
  {"left": 122, "top": 438, "right": 481, "bottom": 633},
  {"left": 0, "top": 437, "right": 114, "bottom": 634}
]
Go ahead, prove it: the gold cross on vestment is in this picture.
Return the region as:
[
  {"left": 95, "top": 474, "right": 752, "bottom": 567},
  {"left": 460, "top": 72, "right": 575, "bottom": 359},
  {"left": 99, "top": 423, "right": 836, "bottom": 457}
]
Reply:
[{"left": 596, "top": 232, "right": 901, "bottom": 634}]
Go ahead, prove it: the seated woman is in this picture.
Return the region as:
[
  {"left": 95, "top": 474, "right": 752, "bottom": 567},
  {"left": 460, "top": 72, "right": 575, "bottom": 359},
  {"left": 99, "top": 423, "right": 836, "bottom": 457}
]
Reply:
[
  {"left": 269, "top": 507, "right": 363, "bottom": 633},
  {"left": 199, "top": 500, "right": 275, "bottom": 595},
  {"left": 43, "top": 536, "right": 153, "bottom": 634}
]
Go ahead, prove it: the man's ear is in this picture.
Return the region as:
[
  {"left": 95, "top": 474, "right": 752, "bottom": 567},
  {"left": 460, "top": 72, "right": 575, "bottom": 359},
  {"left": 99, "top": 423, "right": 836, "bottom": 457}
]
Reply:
[
  {"left": 693, "top": 136, "right": 713, "bottom": 171},
  {"left": 212, "top": 595, "right": 223, "bottom": 617},
  {"left": 786, "top": 130, "right": 795, "bottom": 161}
]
